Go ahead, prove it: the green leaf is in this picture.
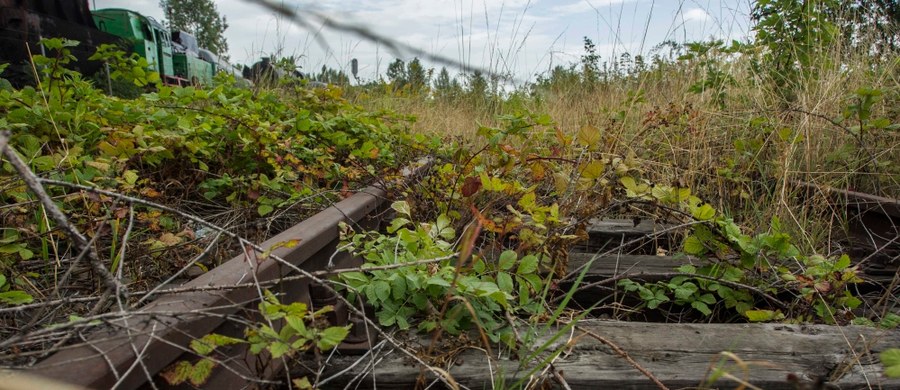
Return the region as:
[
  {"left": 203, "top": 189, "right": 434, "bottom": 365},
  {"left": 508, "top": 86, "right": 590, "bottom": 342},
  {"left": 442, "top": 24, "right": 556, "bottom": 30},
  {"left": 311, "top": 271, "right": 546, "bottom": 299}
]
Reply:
[
  {"left": 0, "top": 291, "right": 33, "bottom": 305},
  {"left": 880, "top": 313, "right": 900, "bottom": 329},
  {"left": 833, "top": 254, "right": 851, "bottom": 270},
  {"left": 691, "top": 301, "right": 712, "bottom": 316},
  {"left": 496, "top": 272, "right": 514, "bottom": 293},
  {"left": 885, "top": 365, "right": 900, "bottom": 379},
  {"left": 674, "top": 282, "right": 698, "bottom": 300},
  {"left": 426, "top": 276, "right": 451, "bottom": 288},
  {"left": 189, "top": 334, "right": 243, "bottom": 356},
  {"left": 373, "top": 280, "right": 391, "bottom": 302},
  {"left": 881, "top": 349, "right": 900, "bottom": 378},
  {"left": 189, "top": 359, "right": 216, "bottom": 386},
  {"left": 268, "top": 341, "right": 291, "bottom": 358},
  {"left": 522, "top": 274, "right": 543, "bottom": 291},
  {"left": 391, "top": 200, "right": 411, "bottom": 216},
  {"left": 258, "top": 204, "right": 274, "bottom": 216},
  {"left": 388, "top": 217, "right": 411, "bottom": 233},
  {"left": 683, "top": 235, "right": 707, "bottom": 255},
  {"left": 17, "top": 247, "right": 33, "bottom": 260},
  {"left": 285, "top": 315, "right": 309, "bottom": 336},
  {"left": 692, "top": 204, "right": 716, "bottom": 221},
  {"left": 699, "top": 293, "right": 716, "bottom": 305},
  {"left": 317, "top": 326, "right": 351, "bottom": 350},
  {"left": 498, "top": 250, "right": 517, "bottom": 271},
  {"left": 161, "top": 361, "right": 193, "bottom": 385},
  {"left": 390, "top": 275, "right": 407, "bottom": 300},
  {"left": 517, "top": 255, "right": 538, "bottom": 274},
  {"left": 745, "top": 309, "right": 778, "bottom": 322},
  {"left": 340, "top": 272, "right": 369, "bottom": 286},
  {"left": 473, "top": 258, "right": 486, "bottom": 273}
]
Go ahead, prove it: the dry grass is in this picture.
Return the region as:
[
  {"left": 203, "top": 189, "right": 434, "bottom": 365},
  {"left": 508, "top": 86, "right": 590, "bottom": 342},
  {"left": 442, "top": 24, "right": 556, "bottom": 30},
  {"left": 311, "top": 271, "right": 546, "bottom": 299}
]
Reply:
[{"left": 351, "top": 45, "right": 899, "bottom": 253}]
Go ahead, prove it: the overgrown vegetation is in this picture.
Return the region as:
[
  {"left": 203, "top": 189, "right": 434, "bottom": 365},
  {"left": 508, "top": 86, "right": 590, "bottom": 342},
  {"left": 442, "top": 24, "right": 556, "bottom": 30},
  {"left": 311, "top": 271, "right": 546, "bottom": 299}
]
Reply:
[
  {"left": 1, "top": 0, "right": 898, "bottom": 388},
  {"left": 0, "top": 38, "right": 422, "bottom": 346}
]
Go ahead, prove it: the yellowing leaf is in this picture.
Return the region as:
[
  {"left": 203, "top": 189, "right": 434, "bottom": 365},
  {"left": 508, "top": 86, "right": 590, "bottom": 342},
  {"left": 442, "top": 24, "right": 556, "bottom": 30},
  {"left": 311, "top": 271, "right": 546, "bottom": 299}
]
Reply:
[
  {"left": 158, "top": 232, "right": 182, "bottom": 246},
  {"left": 744, "top": 309, "right": 783, "bottom": 322},
  {"left": 293, "top": 377, "right": 314, "bottom": 389},
  {"left": 577, "top": 125, "right": 601, "bottom": 149},
  {"left": 85, "top": 161, "right": 110, "bottom": 172},
  {"left": 160, "top": 361, "right": 193, "bottom": 385},
  {"left": 530, "top": 162, "right": 546, "bottom": 180},
  {"left": 553, "top": 172, "right": 569, "bottom": 194},
  {"left": 580, "top": 160, "right": 605, "bottom": 179},
  {"left": 123, "top": 170, "right": 139, "bottom": 185}
]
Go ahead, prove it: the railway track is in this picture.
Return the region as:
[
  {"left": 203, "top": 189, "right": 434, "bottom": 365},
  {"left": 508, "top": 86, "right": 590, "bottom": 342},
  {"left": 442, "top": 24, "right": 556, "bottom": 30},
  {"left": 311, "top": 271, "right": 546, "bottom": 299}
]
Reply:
[
  {"left": 3, "top": 178, "right": 899, "bottom": 389},
  {"left": 0, "top": 158, "right": 429, "bottom": 389}
]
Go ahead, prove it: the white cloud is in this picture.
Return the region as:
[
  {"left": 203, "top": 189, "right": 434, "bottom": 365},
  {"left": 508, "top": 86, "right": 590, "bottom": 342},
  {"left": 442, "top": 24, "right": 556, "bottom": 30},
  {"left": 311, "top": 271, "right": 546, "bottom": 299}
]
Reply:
[{"left": 680, "top": 8, "right": 711, "bottom": 23}]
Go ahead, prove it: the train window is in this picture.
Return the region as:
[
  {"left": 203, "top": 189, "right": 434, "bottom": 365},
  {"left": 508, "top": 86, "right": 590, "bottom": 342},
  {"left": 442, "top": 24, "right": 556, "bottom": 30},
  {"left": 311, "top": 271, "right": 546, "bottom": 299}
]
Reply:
[
  {"left": 159, "top": 31, "right": 170, "bottom": 47},
  {"left": 142, "top": 24, "right": 155, "bottom": 43}
]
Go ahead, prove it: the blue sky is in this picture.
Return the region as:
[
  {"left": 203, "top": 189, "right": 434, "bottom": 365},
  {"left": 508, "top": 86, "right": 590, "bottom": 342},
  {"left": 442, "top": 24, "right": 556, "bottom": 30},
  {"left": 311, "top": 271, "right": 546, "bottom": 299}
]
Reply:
[{"left": 92, "top": 0, "right": 752, "bottom": 83}]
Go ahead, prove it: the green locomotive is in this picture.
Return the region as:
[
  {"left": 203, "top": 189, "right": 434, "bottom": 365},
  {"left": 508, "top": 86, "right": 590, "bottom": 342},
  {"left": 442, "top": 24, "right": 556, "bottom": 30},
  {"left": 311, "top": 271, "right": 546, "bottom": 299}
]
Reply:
[
  {"left": 91, "top": 8, "right": 217, "bottom": 86},
  {"left": 1, "top": 1, "right": 257, "bottom": 88}
]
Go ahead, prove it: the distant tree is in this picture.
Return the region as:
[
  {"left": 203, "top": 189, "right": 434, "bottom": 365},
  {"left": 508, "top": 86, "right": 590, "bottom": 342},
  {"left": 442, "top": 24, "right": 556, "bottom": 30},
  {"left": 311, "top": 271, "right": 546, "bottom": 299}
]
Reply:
[
  {"left": 405, "top": 58, "right": 432, "bottom": 94},
  {"left": 385, "top": 58, "right": 432, "bottom": 94},
  {"left": 581, "top": 37, "right": 600, "bottom": 85},
  {"left": 533, "top": 64, "right": 581, "bottom": 94},
  {"left": 313, "top": 65, "right": 350, "bottom": 85},
  {"left": 433, "top": 67, "right": 462, "bottom": 101},
  {"left": 465, "top": 71, "right": 489, "bottom": 104},
  {"left": 386, "top": 58, "right": 407, "bottom": 89},
  {"left": 159, "top": 0, "right": 229, "bottom": 57}
]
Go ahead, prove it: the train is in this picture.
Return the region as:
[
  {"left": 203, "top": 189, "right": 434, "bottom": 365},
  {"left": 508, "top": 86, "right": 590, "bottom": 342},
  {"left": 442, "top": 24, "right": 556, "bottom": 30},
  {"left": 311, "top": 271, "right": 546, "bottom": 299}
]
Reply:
[{"left": 0, "top": 0, "right": 253, "bottom": 88}]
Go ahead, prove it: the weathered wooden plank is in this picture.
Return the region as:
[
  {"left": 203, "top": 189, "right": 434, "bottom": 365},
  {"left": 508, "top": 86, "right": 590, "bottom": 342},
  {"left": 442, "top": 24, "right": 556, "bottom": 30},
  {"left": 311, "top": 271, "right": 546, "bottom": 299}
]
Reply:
[
  {"left": 587, "top": 218, "right": 675, "bottom": 236},
  {"left": 582, "top": 219, "right": 677, "bottom": 254},
  {"left": 310, "top": 321, "right": 900, "bottom": 390},
  {"left": 567, "top": 253, "right": 897, "bottom": 284},
  {"left": 569, "top": 253, "right": 703, "bottom": 277}
]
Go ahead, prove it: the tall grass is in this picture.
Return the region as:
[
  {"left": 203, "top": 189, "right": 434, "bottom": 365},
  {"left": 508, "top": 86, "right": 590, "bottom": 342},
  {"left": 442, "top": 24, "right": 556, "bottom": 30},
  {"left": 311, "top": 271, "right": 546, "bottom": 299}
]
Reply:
[{"left": 346, "top": 12, "right": 899, "bottom": 254}]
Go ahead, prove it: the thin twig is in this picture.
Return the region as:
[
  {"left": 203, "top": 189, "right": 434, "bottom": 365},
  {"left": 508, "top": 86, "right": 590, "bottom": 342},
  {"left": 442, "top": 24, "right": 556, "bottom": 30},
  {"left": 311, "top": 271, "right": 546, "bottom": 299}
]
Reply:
[
  {"left": 0, "top": 130, "right": 123, "bottom": 295},
  {"left": 551, "top": 367, "right": 573, "bottom": 390}
]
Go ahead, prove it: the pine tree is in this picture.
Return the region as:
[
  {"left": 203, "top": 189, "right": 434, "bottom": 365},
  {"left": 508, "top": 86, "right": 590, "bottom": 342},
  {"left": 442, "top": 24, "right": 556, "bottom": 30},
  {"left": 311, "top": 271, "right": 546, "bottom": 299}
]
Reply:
[
  {"left": 159, "top": 0, "right": 229, "bottom": 58},
  {"left": 386, "top": 58, "right": 407, "bottom": 90}
]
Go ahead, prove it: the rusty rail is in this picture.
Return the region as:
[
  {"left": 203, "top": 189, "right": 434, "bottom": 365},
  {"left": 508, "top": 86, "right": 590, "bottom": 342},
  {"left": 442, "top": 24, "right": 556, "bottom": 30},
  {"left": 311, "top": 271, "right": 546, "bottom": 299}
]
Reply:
[{"left": 24, "top": 160, "right": 431, "bottom": 389}]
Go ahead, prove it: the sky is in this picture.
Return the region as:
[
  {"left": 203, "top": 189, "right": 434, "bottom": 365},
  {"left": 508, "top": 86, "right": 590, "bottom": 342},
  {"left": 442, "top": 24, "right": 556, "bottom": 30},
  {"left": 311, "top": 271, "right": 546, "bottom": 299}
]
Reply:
[{"left": 91, "top": 0, "right": 753, "bottom": 84}]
